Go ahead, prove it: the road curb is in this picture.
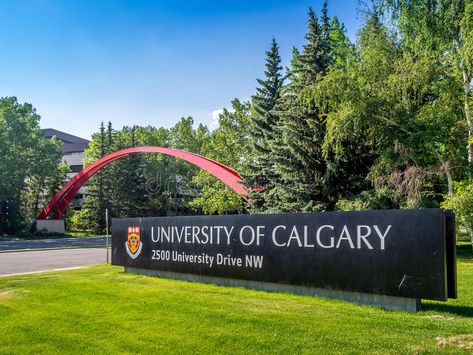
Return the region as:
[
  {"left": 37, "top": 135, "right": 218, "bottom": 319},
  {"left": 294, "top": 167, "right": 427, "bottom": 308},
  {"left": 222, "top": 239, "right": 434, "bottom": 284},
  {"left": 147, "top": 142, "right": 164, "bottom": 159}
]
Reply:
[
  {"left": 0, "top": 266, "right": 91, "bottom": 278},
  {"left": 0, "top": 245, "right": 108, "bottom": 253}
]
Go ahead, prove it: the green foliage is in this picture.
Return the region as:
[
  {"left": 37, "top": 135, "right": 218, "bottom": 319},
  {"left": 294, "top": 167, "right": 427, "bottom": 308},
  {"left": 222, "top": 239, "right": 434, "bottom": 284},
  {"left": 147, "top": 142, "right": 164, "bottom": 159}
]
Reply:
[
  {"left": 238, "top": 0, "right": 472, "bottom": 244},
  {"left": 243, "top": 38, "right": 284, "bottom": 212},
  {"left": 386, "top": 0, "right": 473, "bottom": 173},
  {"left": 307, "top": 8, "right": 464, "bottom": 210},
  {"left": 0, "top": 97, "right": 65, "bottom": 233},
  {"left": 79, "top": 118, "right": 212, "bottom": 233},
  {"left": 336, "top": 189, "right": 397, "bottom": 211},
  {"left": 442, "top": 181, "right": 473, "bottom": 249},
  {"left": 266, "top": 5, "right": 366, "bottom": 213},
  {"left": 80, "top": 122, "right": 109, "bottom": 233},
  {"left": 267, "top": 7, "right": 332, "bottom": 213},
  {"left": 67, "top": 207, "right": 95, "bottom": 232},
  {"left": 189, "top": 179, "right": 245, "bottom": 215},
  {"left": 190, "top": 99, "right": 251, "bottom": 215}
]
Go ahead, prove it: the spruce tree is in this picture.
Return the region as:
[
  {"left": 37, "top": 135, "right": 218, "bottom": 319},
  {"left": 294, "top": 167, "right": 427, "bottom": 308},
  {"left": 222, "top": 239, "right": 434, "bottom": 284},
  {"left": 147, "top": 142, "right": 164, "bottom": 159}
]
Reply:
[
  {"left": 80, "top": 122, "right": 108, "bottom": 233},
  {"left": 321, "top": 0, "right": 332, "bottom": 67},
  {"left": 107, "top": 128, "right": 129, "bottom": 218},
  {"left": 121, "top": 126, "right": 149, "bottom": 217},
  {"left": 102, "top": 121, "right": 114, "bottom": 220},
  {"left": 244, "top": 38, "right": 284, "bottom": 212},
  {"left": 269, "top": 7, "right": 332, "bottom": 212}
]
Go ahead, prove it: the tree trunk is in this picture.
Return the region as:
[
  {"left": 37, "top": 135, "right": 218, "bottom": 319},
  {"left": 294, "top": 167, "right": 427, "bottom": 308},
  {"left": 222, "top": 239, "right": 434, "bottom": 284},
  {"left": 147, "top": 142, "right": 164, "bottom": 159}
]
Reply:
[
  {"left": 471, "top": 234, "right": 473, "bottom": 254},
  {"left": 454, "top": 38, "right": 473, "bottom": 175},
  {"left": 445, "top": 169, "right": 453, "bottom": 197},
  {"left": 463, "top": 68, "right": 472, "bottom": 171},
  {"left": 469, "top": 227, "right": 473, "bottom": 254}
]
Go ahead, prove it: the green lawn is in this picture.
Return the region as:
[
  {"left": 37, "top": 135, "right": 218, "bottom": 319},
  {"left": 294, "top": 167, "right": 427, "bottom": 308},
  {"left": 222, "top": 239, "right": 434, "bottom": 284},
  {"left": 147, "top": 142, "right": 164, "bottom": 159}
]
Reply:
[{"left": 0, "top": 248, "right": 472, "bottom": 353}]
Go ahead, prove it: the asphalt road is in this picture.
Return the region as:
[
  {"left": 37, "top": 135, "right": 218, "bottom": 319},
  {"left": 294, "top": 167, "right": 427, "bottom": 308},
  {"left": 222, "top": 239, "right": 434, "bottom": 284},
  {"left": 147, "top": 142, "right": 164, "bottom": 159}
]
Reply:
[
  {"left": 0, "top": 237, "right": 108, "bottom": 251},
  {"left": 0, "top": 248, "right": 108, "bottom": 276}
]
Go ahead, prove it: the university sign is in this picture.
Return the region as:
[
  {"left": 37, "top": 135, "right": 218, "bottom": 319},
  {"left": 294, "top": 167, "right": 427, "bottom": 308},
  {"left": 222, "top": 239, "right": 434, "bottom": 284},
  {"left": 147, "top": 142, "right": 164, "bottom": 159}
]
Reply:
[
  {"left": 112, "top": 209, "right": 457, "bottom": 309},
  {"left": 33, "top": 145, "right": 456, "bottom": 309}
]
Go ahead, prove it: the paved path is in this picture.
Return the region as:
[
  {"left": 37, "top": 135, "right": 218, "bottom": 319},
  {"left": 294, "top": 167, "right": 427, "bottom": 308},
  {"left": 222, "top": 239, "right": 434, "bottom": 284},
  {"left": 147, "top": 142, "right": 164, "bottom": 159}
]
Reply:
[
  {"left": 0, "top": 248, "right": 108, "bottom": 276},
  {"left": 0, "top": 237, "right": 107, "bottom": 252}
]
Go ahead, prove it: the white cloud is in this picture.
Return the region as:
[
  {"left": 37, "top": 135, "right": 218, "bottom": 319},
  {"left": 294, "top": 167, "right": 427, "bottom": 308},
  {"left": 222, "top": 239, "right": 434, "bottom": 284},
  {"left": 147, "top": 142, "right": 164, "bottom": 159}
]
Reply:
[
  {"left": 209, "top": 107, "right": 236, "bottom": 129},
  {"left": 211, "top": 108, "right": 224, "bottom": 127}
]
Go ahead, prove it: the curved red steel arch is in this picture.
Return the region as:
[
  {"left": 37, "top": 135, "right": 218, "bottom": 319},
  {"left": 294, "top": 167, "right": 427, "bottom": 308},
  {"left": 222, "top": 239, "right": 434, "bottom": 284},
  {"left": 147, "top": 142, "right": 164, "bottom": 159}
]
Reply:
[{"left": 37, "top": 146, "right": 249, "bottom": 220}]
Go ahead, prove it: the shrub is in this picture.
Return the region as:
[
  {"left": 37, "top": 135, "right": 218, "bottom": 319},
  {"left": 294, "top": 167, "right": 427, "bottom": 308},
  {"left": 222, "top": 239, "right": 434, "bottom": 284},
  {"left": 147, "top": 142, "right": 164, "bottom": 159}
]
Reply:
[
  {"left": 335, "top": 189, "right": 397, "bottom": 211},
  {"left": 441, "top": 181, "right": 473, "bottom": 252}
]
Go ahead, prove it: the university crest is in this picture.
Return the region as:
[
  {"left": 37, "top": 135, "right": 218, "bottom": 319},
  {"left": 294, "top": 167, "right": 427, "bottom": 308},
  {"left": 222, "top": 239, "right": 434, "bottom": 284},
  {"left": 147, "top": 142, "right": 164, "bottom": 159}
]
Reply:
[{"left": 126, "top": 226, "right": 142, "bottom": 259}]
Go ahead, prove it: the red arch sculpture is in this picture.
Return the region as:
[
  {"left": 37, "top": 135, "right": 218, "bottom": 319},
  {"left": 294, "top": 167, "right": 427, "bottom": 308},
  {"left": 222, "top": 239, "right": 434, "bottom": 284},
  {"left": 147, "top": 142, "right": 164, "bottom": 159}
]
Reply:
[{"left": 37, "top": 146, "right": 249, "bottom": 220}]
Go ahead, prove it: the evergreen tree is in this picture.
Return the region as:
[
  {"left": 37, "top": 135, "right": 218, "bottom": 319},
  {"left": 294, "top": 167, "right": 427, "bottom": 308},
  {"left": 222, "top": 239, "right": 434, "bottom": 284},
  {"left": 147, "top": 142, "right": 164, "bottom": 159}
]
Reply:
[
  {"left": 244, "top": 38, "right": 284, "bottom": 212},
  {"left": 300, "top": 7, "right": 331, "bottom": 82},
  {"left": 102, "top": 121, "right": 115, "bottom": 220},
  {"left": 80, "top": 122, "right": 108, "bottom": 233},
  {"left": 121, "top": 126, "right": 149, "bottom": 217},
  {"left": 321, "top": 0, "right": 332, "bottom": 67},
  {"left": 305, "top": 10, "right": 371, "bottom": 208},
  {"left": 107, "top": 127, "right": 130, "bottom": 218},
  {"left": 329, "top": 16, "right": 352, "bottom": 68},
  {"left": 269, "top": 7, "right": 332, "bottom": 212}
]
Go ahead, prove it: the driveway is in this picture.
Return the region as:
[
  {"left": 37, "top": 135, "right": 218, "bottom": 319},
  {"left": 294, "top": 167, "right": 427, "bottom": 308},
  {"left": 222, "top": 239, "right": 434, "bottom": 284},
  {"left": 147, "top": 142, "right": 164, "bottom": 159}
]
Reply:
[{"left": 0, "top": 247, "right": 108, "bottom": 276}]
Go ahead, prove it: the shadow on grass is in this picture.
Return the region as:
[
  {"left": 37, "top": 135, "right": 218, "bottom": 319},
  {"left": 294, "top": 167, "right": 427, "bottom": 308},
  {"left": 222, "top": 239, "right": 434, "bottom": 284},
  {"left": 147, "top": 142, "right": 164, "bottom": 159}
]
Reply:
[
  {"left": 457, "top": 243, "right": 473, "bottom": 261},
  {"left": 422, "top": 303, "right": 473, "bottom": 318},
  {"left": 420, "top": 244, "right": 473, "bottom": 317}
]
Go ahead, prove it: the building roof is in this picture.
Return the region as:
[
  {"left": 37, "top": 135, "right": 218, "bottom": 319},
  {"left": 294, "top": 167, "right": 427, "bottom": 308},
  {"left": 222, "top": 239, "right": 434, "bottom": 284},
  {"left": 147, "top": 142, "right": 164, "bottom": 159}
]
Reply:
[{"left": 42, "top": 128, "right": 90, "bottom": 154}]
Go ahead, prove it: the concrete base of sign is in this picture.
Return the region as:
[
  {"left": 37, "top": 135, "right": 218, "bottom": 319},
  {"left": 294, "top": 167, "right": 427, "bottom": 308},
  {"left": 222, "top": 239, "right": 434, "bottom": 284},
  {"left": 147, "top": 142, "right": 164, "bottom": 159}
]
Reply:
[
  {"left": 35, "top": 220, "right": 65, "bottom": 234},
  {"left": 125, "top": 267, "right": 421, "bottom": 312}
]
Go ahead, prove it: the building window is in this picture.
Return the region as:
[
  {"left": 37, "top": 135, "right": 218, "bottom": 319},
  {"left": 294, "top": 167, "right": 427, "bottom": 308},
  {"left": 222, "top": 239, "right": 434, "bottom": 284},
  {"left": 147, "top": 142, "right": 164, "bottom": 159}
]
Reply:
[{"left": 70, "top": 165, "right": 83, "bottom": 173}]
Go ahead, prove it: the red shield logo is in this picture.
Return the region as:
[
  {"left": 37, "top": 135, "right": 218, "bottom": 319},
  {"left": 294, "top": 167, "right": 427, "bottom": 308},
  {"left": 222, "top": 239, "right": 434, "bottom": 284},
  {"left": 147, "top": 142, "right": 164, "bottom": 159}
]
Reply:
[{"left": 126, "top": 226, "right": 142, "bottom": 259}]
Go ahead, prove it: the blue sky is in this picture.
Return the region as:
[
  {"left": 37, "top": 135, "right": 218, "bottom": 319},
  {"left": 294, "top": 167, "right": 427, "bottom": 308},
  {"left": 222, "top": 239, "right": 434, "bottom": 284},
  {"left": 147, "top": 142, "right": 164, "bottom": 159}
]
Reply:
[{"left": 0, "top": 0, "right": 362, "bottom": 140}]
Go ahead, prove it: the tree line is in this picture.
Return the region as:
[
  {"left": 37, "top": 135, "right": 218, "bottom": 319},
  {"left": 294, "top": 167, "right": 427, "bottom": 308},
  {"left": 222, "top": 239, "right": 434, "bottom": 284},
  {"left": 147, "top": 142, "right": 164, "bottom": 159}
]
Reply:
[
  {"left": 1, "top": 1, "right": 472, "bottom": 247},
  {"left": 0, "top": 97, "right": 67, "bottom": 233},
  {"left": 70, "top": 103, "right": 251, "bottom": 232}
]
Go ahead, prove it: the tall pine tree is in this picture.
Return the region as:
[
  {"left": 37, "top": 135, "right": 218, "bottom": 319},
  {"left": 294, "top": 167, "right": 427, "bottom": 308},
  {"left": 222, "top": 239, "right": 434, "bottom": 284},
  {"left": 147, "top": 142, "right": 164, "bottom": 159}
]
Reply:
[
  {"left": 119, "top": 126, "right": 149, "bottom": 218},
  {"left": 244, "top": 38, "right": 284, "bottom": 212},
  {"left": 80, "top": 122, "right": 108, "bottom": 233},
  {"left": 269, "top": 7, "right": 332, "bottom": 212}
]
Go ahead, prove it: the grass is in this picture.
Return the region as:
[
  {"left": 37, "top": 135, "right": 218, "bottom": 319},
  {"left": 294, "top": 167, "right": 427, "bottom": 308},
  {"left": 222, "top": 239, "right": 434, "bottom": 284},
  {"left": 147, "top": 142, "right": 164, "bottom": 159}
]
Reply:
[
  {"left": 0, "top": 252, "right": 471, "bottom": 353},
  {"left": 0, "top": 230, "right": 103, "bottom": 241}
]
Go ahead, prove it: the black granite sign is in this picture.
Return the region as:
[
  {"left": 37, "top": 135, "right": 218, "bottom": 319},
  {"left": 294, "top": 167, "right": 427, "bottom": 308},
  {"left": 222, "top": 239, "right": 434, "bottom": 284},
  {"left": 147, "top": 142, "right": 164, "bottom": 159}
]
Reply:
[{"left": 112, "top": 209, "right": 457, "bottom": 301}]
